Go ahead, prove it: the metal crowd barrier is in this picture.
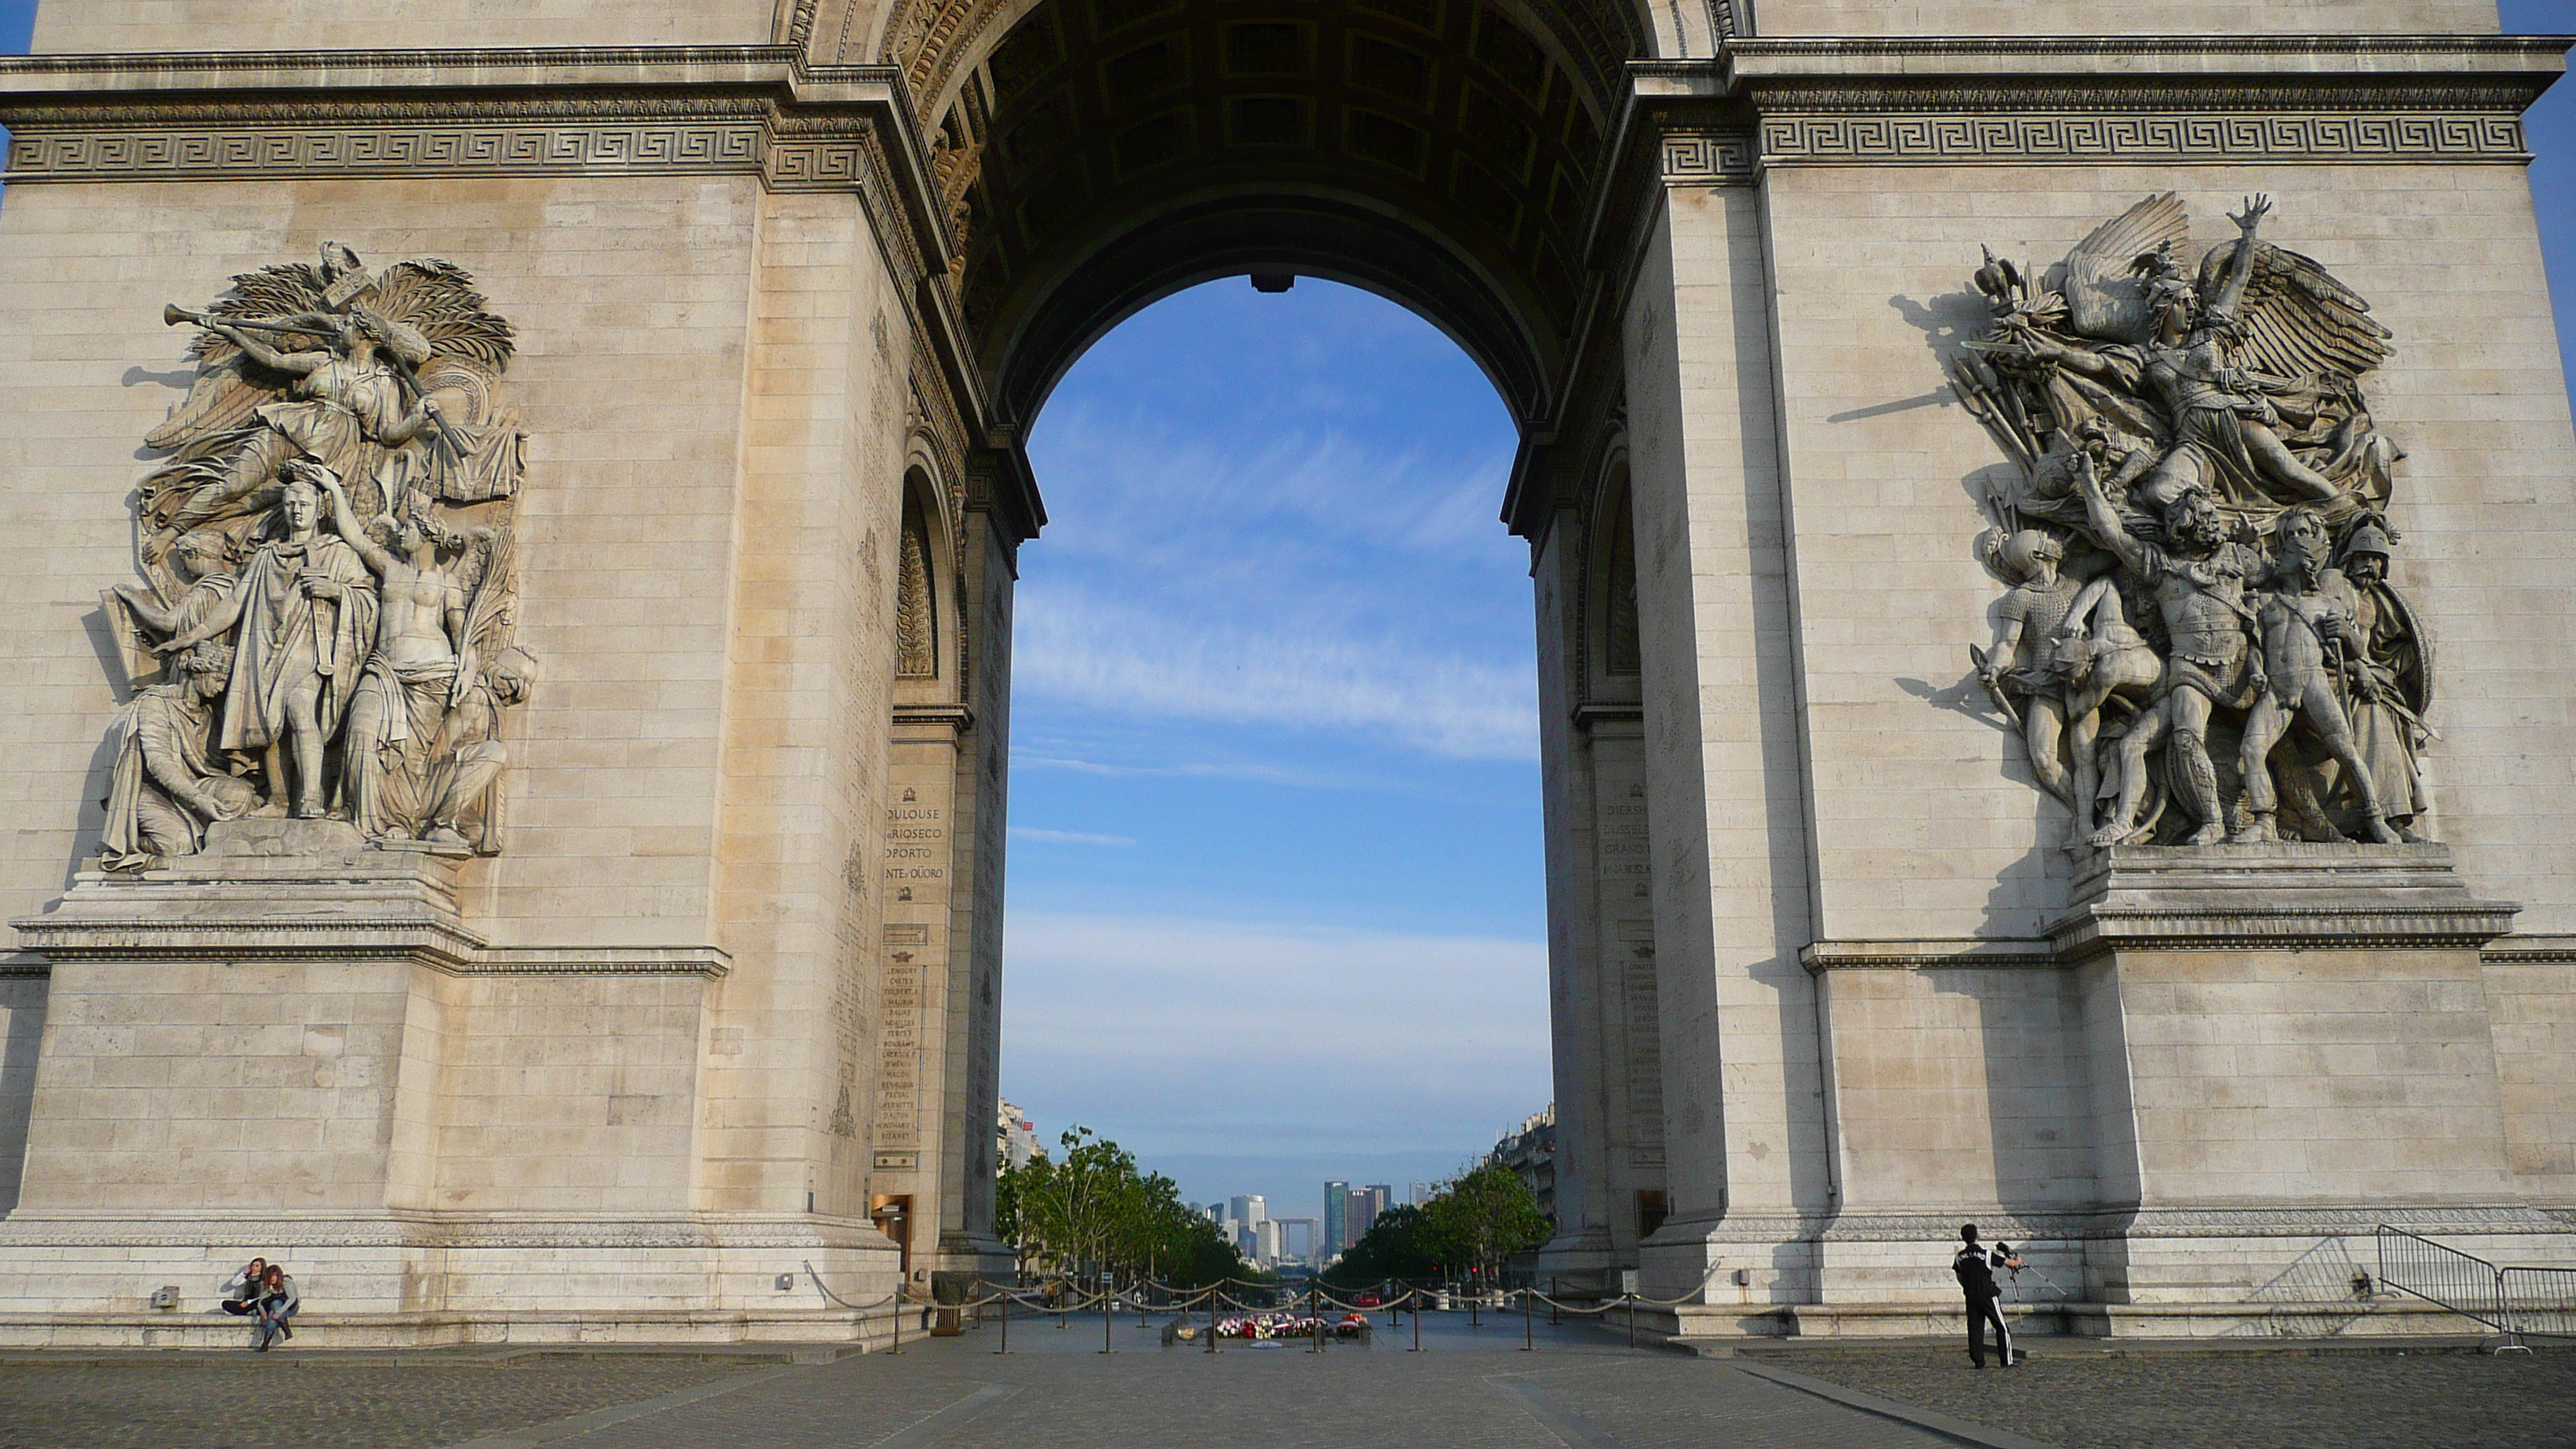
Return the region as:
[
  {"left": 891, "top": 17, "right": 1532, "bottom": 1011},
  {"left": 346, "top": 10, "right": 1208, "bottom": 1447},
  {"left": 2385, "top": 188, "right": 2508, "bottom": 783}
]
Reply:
[{"left": 2374, "top": 1225, "right": 2561, "bottom": 1353}]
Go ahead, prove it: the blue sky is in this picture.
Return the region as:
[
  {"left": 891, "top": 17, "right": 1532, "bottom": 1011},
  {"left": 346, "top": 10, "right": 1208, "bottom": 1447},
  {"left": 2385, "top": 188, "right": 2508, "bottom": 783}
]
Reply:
[
  {"left": 8, "top": 0, "right": 2576, "bottom": 1226},
  {"left": 1002, "top": 282, "right": 1546, "bottom": 1219}
]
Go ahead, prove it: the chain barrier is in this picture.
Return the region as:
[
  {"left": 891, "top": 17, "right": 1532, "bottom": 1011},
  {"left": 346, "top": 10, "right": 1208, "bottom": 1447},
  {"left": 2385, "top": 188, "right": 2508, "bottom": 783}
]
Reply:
[{"left": 814, "top": 1264, "right": 1753, "bottom": 1354}]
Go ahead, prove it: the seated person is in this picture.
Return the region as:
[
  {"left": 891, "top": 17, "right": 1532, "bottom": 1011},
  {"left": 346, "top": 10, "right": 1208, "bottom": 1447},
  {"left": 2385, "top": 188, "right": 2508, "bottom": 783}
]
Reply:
[
  {"left": 216, "top": 1257, "right": 266, "bottom": 1317},
  {"left": 253, "top": 1265, "right": 299, "bottom": 1351}
]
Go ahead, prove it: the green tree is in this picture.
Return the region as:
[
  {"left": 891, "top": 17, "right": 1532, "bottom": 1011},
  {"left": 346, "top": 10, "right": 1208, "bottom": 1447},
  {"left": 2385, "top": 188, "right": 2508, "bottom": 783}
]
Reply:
[
  {"left": 992, "top": 1125, "right": 1252, "bottom": 1288},
  {"left": 1321, "top": 1203, "right": 1441, "bottom": 1286},
  {"left": 1416, "top": 1163, "right": 1550, "bottom": 1280}
]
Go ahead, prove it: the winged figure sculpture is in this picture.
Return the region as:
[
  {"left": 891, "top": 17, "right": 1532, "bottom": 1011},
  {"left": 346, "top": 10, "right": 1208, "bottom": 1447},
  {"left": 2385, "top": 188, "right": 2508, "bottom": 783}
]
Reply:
[{"left": 1950, "top": 195, "right": 2430, "bottom": 852}]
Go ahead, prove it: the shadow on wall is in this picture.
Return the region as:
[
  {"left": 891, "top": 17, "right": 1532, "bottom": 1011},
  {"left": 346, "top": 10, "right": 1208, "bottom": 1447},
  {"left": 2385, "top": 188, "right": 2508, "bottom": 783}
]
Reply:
[
  {"left": 2225, "top": 1237, "right": 2382, "bottom": 1339},
  {"left": 0, "top": 984, "right": 43, "bottom": 1215},
  {"left": 1925, "top": 966, "right": 2099, "bottom": 1219}
]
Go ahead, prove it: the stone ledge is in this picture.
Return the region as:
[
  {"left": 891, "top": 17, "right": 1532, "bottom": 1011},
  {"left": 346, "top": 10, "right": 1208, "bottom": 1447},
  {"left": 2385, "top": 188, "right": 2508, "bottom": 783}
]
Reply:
[
  {"left": 2047, "top": 843, "right": 2520, "bottom": 961},
  {"left": 1802, "top": 938, "right": 2058, "bottom": 972},
  {"left": 0, "top": 1307, "right": 890, "bottom": 1351}
]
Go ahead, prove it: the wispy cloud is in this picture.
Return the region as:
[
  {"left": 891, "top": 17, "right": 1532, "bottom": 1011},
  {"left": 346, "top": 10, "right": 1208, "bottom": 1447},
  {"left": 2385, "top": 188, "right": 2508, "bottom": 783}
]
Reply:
[
  {"left": 1000, "top": 911, "right": 1550, "bottom": 1179},
  {"left": 1013, "top": 584, "right": 1539, "bottom": 759},
  {"left": 1009, "top": 827, "right": 1139, "bottom": 847}
]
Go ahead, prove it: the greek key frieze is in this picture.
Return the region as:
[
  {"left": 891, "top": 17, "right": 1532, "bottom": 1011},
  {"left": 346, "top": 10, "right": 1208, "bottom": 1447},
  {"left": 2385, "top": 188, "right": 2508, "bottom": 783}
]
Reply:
[
  {"left": 7, "top": 122, "right": 770, "bottom": 182},
  {"left": 1759, "top": 111, "right": 2526, "bottom": 166},
  {"left": 1659, "top": 130, "right": 1757, "bottom": 185}
]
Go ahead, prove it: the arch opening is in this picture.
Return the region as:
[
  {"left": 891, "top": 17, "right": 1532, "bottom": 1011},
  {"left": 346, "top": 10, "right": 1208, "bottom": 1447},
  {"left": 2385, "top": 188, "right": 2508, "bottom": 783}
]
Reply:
[{"left": 920, "top": 0, "right": 1641, "bottom": 431}]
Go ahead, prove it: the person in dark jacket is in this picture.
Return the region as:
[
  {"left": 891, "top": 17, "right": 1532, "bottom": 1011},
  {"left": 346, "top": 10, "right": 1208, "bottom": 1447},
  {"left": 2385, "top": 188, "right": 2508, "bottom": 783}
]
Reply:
[
  {"left": 1952, "top": 1224, "right": 2023, "bottom": 1368},
  {"left": 216, "top": 1258, "right": 267, "bottom": 1317}
]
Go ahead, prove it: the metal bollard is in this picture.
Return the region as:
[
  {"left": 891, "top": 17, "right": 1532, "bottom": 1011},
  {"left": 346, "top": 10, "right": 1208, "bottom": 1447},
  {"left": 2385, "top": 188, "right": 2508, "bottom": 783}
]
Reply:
[
  {"left": 1523, "top": 1285, "right": 1533, "bottom": 1351},
  {"left": 995, "top": 1289, "right": 1009, "bottom": 1355}
]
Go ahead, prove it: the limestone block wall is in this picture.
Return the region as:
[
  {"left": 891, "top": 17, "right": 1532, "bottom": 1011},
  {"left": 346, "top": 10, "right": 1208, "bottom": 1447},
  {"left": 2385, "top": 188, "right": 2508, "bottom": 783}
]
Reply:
[
  {"left": 2104, "top": 947, "right": 2519, "bottom": 1207},
  {"left": 1757, "top": 163, "right": 2576, "bottom": 942},
  {"left": 16, "top": 960, "right": 442, "bottom": 1214},
  {"left": 29, "top": 0, "right": 783, "bottom": 52},
  {"left": 1735, "top": 0, "right": 2499, "bottom": 35},
  {"left": 429, "top": 975, "right": 706, "bottom": 1214},
  {"left": 0, "top": 166, "right": 927, "bottom": 1230},
  {"left": 1817, "top": 967, "right": 2098, "bottom": 1214},
  {"left": 2482, "top": 955, "right": 2576, "bottom": 1202}
]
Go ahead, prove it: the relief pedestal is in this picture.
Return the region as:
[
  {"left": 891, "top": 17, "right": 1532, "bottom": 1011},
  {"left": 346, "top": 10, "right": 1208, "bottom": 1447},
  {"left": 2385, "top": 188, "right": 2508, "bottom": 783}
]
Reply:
[
  {"left": 2054, "top": 842, "right": 2572, "bottom": 1332},
  {"left": 0, "top": 822, "right": 899, "bottom": 1348}
]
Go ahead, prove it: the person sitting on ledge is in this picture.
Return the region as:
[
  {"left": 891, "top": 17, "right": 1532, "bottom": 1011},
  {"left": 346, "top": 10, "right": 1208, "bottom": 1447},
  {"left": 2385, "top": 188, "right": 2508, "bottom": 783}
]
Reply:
[
  {"left": 214, "top": 1257, "right": 266, "bottom": 1317},
  {"left": 252, "top": 1264, "right": 299, "bottom": 1351}
]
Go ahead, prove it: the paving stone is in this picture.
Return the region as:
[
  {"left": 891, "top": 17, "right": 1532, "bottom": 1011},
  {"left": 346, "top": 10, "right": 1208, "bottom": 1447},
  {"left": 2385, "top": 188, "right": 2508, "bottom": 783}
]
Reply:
[{"left": 1768, "top": 1341, "right": 2576, "bottom": 1449}]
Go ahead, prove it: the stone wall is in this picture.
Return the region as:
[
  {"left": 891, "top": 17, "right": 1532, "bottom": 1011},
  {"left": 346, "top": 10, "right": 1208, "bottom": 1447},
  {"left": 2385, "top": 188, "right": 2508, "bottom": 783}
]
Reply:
[
  {"left": 30, "top": 0, "right": 783, "bottom": 52},
  {"left": 1756, "top": 164, "right": 2576, "bottom": 941},
  {"left": 1737, "top": 0, "right": 2499, "bottom": 34}
]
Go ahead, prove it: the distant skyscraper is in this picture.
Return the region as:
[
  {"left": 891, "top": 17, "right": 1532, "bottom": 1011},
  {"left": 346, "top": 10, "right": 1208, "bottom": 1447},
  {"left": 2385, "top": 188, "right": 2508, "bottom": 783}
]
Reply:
[
  {"left": 1229, "top": 1194, "right": 1266, "bottom": 1228},
  {"left": 1322, "top": 1180, "right": 1350, "bottom": 1256},
  {"left": 1348, "top": 1184, "right": 1389, "bottom": 1242},
  {"left": 1410, "top": 1182, "right": 1434, "bottom": 1206},
  {"left": 1344, "top": 1187, "right": 1380, "bottom": 1244}
]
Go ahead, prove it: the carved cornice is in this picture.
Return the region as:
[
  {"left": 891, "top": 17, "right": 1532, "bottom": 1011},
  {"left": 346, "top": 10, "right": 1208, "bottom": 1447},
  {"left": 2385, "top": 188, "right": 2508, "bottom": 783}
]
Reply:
[
  {"left": 0, "top": 50, "right": 952, "bottom": 262},
  {"left": 0, "top": 1210, "right": 879, "bottom": 1251},
  {"left": 1801, "top": 938, "right": 2057, "bottom": 973},
  {"left": 2482, "top": 933, "right": 2576, "bottom": 964},
  {"left": 13, "top": 909, "right": 729, "bottom": 978},
  {"left": 2051, "top": 904, "right": 2524, "bottom": 963},
  {"left": 1629, "top": 37, "right": 2563, "bottom": 183},
  {"left": 1668, "top": 1203, "right": 2571, "bottom": 1245}
]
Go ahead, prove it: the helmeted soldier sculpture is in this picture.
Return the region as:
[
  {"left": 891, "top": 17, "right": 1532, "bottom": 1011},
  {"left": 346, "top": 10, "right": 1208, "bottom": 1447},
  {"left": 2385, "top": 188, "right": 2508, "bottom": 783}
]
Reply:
[
  {"left": 89, "top": 244, "right": 535, "bottom": 867},
  {"left": 1951, "top": 194, "right": 2433, "bottom": 848}
]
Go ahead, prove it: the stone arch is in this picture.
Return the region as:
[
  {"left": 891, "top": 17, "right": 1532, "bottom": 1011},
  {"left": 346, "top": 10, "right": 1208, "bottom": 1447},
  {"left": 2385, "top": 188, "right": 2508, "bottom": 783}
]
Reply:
[{"left": 870, "top": 0, "right": 1652, "bottom": 432}]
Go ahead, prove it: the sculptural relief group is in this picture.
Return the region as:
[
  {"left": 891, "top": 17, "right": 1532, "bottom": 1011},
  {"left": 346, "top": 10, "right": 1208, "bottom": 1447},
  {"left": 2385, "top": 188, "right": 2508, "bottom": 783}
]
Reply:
[
  {"left": 97, "top": 245, "right": 535, "bottom": 868},
  {"left": 1951, "top": 194, "right": 2431, "bottom": 848}
]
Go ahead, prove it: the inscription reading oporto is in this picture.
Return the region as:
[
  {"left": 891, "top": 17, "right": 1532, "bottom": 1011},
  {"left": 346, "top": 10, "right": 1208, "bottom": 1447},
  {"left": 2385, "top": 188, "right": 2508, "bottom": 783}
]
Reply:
[{"left": 885, "top": 803, "right": 946, "bottom": 871}]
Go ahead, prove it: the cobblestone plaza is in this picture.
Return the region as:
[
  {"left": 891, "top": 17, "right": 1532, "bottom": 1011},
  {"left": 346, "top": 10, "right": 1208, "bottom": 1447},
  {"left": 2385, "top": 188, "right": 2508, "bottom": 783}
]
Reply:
[{"left": 1, "top": 1314, "right": 2571, "bottom": 1449}]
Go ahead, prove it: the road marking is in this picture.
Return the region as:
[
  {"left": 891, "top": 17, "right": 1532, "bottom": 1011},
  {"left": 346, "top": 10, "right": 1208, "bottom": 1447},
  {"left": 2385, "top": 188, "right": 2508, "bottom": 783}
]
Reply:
[
  {"left": 870, "top": 1383, "right": 1024, "bottom": 1447},
  {"left": 1730, "top": 1362, "right": 2060, "bottom": 1449},
  {"left": 444, "top": 1365, "right": 806, "bottom": 1448},
  {"left": 1493, "top": 1379, "right": 1629, "bottom": 1449}
]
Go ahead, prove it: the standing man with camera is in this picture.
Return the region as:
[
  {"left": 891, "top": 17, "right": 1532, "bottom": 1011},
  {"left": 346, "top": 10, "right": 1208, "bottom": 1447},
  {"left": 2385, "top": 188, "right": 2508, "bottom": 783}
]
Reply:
[{"left": 1953, "top": 1224, "right": 2024, "bottom": 1368}]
